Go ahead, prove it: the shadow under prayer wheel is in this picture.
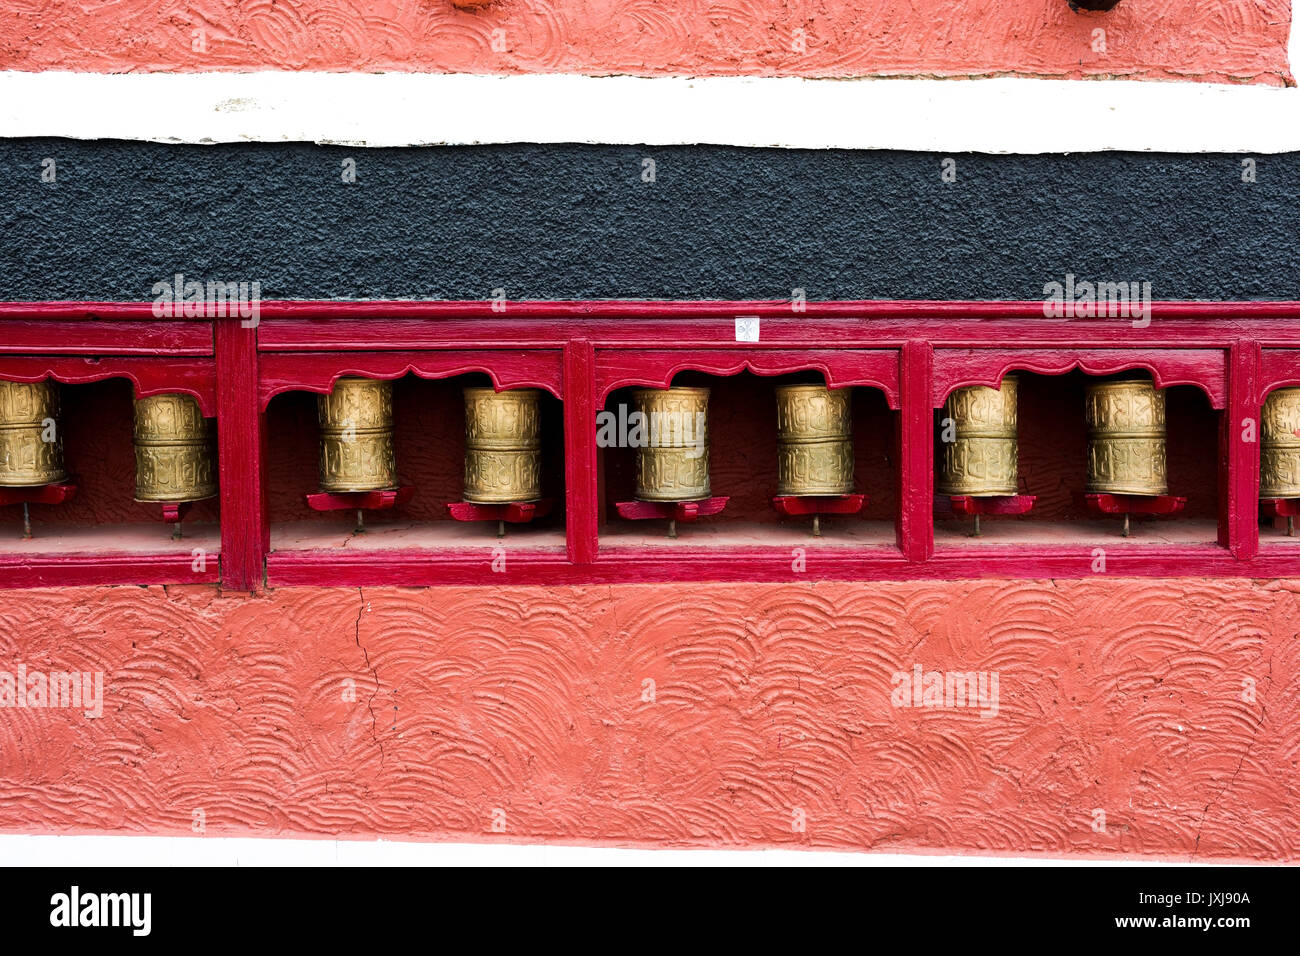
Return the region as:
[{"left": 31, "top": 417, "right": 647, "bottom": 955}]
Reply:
[
  {"left": 0, "top": 380, "right": 67, "bottom": 487},
  {"left": 775, "top": 384, "right": 854, "bottom": 496},
  {"left": 133, "top": 394, "right": 217, "bottom": 502},
  {"left": 633, "top": 387, "right": 710, "bottom": 502},
  {"left": 317, "top": 377, "right": 397, "bottom": 492},
  {"left": 1261, "top": 388, "right": 1300, "bottom": 499},
  {"left": 463, "top": 387, "right": 542, "bottom": 503},
  {"left": 937, "top": 376, "right": 1019, "bottom": 496},
  {"left": 1085, "top": 377, "right": 1168, "bottom": 495}
]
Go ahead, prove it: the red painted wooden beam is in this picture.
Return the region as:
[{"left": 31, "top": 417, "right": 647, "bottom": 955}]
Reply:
[
  {"left": 0, "top": 552, "right": 221, "bottom": 589},
  {"left": 564, "top": 339, "right": 598, "bottom": 564},
  {"left": 899, "top": 341, "right": 933, "bottom": 561},
  {"left": 1227, "top": 341, "right": 1261, "bottom": 558},
  {"left": 215, "top": 320, "right": 267, "bottom": 590}
]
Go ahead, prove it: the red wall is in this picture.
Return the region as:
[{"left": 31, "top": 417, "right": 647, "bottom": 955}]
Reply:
[
  {"left": 0, "top": 579, "right": 1294, "bottom": 859},
  {"left": 1, "top": 0, "right": 1290, "bottom": 84}
]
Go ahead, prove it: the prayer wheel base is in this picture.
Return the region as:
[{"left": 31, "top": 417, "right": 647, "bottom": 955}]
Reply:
[
  {"left": 940, "top": 494, "right": 1037, "bottom": 517},
  {"left": 1259, "top": 498, "right": 1300, "bottom": 536},
  {"left": 447, "top": 499, "right": 554, "bottom": 537},
  {"left": 305, "top": 486, "right": 416, "bottom": 534},
  {"left": 0, "top": 481, "right": 77, "bottom": 508},
  {"left": 305, "top": 487, "right": 415, "bottom": 513},
  {"left": 150, "top": 500, "right": 201, "bottom": 539},
  {"left": 616, "top": 496, "right": 729, "bottom": 539},
  {"left": 771, "top": 494, "right": 867, "bottom": 538},
  {"left": 1075, "top": 492, "right": 1186, "bottom": 537},
  {"left": 158, "top": 501, "right": 192, "bottom": 523},
  {"left": 937, "top": 494, "right": 1036, "bottom": 538},
  {"left": 0, "top": 480, "right": 77, "bottom": 540}
]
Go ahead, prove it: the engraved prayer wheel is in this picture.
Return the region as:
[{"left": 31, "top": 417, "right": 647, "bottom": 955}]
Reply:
[
  {"left": 463, "top": 387, "right": 542, "bottom": 503},
  {"left": 775, "top": 384, "right": 854, "bottom": 496},
  {"left": 937, "top": 376, "right": 1019, "bottom": 496},
  {"left": 0, "top": 380, "right": 67, "bottom": 486},
  {"left": 633, "top": 387, "right": 710, "bottom": 502},
  {"left": 317, "top": 377, "right": 397, "bottom": 492},
  {"left": 1260, "top": 388, "right": 1300, "bottom": 498},
  {"left": 133, "top": 394, "right": 217, "bottom": 502},
  {"left": 1085, "top": 377, "right": 1168, "bottom": 495}
]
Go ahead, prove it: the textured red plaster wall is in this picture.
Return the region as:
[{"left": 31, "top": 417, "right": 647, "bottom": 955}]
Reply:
[
  {"left": 0, "top": 0, "right": 1290, "bottom": 85},
  {"left": 0, "top": 579, "right": 1294, "bottom": 859}
]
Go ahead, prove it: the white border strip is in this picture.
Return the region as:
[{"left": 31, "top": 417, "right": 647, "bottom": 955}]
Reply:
[
  {"left": 0, "top": 833, "right": 1207, "bottom": 866},
  {"left": 2, "top": 71, "right": 1300, "bottom": 152}
]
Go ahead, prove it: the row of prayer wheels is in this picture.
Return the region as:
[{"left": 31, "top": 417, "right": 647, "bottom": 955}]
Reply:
[
  {"left": 630, "top": 384, "right": 857, "bottom": 500},
  {"left": 941, "top": 376, "right": 1300, "bottom": 502},
  {"left": 7, "top": 374, "right": 1300, "bottom": 508},
  {"left": 0, "top": 380, "right": 217, "bottom": 502},
  {"left": 629, "top": 384, "right": 856, "bottom": 501},
  {"left": 316, "top": 377, "right": 544, "bottom": 502},
  {"left": 939, "top": 375, "right": 1171, "bottom": 496},
  {"left": 311, "top": 378, "right": 853, "bottom": 503}
]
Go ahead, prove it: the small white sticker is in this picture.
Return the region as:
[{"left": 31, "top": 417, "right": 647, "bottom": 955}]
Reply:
[{"left": 735, "top": 316, "right": 760, "bottom": 342}]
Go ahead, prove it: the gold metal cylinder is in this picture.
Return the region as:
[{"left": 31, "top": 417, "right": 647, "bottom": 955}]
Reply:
[
  {"left": 775, "top": 384, "right": 854, "bottom": 496},
  {"left": 937, "top": 376, "right": 1019, "bottom": 496},
  {"left": 317, "top": 377, "right": 396, "bottom": 492},
  {"left": 1085, "top": 377, "right": 1168, "bottom": 495},
  {"left": 633, "top": 387, "right": 711, "bottom": 502},
  {"left": 0, "top": 380, "right": 67, "bottom": 486},
  {"left": 1261, "top": 387, "right": 1300, "bottom": 498},
  {"left": 133, "top": 394, "right": 217, "bottom": 502},
  {"left": 463, "top": 387, "right": 543, "bottom": 503}
]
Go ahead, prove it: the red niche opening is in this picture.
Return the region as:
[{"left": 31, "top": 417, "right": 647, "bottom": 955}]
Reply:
[
  {"left": 266, "top": 373, "right": 566, "bottom": 553},
  {"left": 598, "top": 369, "right": 898, "bottom": 549},
  {"left": 0, "top": 378, "right": 220, "bottom": 556},
  {"left": 934, "top": 371, "right": 1219, "bottom": 547}
]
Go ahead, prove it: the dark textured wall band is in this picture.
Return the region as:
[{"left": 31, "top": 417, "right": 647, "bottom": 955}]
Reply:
[{"left": 0, "top": 140, "right": 1292, "bottom": 301}]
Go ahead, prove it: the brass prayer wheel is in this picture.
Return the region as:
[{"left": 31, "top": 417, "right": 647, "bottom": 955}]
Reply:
[
  {"left": 463, "top": 387, "right": 543, "bottom": 503},
  {"left": 937, "top": 376, "right": 1019, "bottom": 496},
  {"left": 633, "top": 387, "right": 710, "bottom": 501},
  {"left": 1085, "top": 377, "right": 1168, "bottom": 495},
  {"left": 775, "top": 384, "right": 854, "bottom": 496},
  {"left": 133, "top": 394, "right": 217, "bottom": 502},
  {"left": 317, "top": 377, "right": 397, "bottom": 492},
  {"left": 0, "top": 380, "right": 67, "bottom": 486},
  {"left": 1260, "top": 388, "right": 1300, "bottom": 498}
]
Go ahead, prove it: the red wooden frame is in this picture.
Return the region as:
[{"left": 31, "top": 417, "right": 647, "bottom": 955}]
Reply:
[
  {"left": 3, "top": 300, "right": 1300, "bottom": 588},
  {"left": 0, "top": 356, "right": 217, "bottom": 415},
  {"left": 931, "top": 348, "right": 1226, "bottom": 409},
  {"left": 258, "top": 350, "right": 563, "bottom": 408},
  {"left": 594, "top": 349, "right": 899, "bottom": 407}
]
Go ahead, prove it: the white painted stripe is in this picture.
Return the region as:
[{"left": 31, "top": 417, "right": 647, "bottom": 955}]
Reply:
[
  {"left": 0, "top": 833, "right": 1200, "bottom": 866},
  {"left": 1, "top": 70, "right": 1299, "bottom": 152}
]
